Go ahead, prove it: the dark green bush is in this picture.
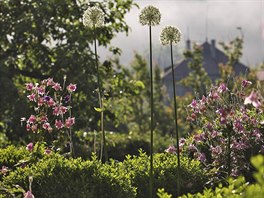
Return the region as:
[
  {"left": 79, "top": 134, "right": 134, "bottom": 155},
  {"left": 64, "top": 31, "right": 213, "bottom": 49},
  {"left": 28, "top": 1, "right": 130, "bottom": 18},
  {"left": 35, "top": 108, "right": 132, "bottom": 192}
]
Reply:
[
  {"left": 2, "top": 154, "right": 136, "bottom": 198},
  {"left": 119, "top": 151, "right": 206, "bottom": 197},
  {"left": 75, "top": 131, "right": 171, "bottom": 161}
]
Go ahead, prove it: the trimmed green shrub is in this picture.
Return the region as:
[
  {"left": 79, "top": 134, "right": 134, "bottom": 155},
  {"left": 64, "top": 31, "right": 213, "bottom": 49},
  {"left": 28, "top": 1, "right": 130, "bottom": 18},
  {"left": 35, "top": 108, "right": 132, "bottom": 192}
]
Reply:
[
  {"left": 119, "top": 151, "right": 206, "bottom": 197},
  {"left": 2, "top": 154, "right": 136, "bottom": 198}
]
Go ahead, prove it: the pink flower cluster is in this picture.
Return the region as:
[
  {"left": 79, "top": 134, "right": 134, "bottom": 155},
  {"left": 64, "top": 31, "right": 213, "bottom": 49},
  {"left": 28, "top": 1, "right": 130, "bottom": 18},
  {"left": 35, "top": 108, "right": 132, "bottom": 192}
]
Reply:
[
  {"left": 22, "top": 78, "right": 77, "bottom": 133},
  {"left": 182, "top": 80, "right": 264, "bottom": 178}
]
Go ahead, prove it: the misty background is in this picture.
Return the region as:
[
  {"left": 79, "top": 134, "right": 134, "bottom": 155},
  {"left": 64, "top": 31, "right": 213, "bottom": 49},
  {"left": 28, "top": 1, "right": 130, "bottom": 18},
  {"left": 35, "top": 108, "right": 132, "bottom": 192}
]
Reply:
[{"left": 99, "top": 0, "right": 264, "bottom": 68}]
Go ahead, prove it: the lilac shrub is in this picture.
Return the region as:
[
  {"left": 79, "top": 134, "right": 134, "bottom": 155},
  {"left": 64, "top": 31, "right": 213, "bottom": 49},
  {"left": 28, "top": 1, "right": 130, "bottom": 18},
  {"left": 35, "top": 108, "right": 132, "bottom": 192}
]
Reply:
[
  {"left": 21, "top": 77, "right": 77, "bottom": 156},
  {"left": 181, "top": 80, "right": 263, "bottom": 183}
]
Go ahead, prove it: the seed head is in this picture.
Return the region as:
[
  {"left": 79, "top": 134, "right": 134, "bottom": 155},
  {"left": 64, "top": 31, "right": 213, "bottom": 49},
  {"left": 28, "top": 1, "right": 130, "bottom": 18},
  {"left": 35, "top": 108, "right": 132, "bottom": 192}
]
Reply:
[
  {"left": 160, "top": 26, "right": 181, "bottom": 45},
  {"left": 83, "top": 6, "right": 104, "bottom": 28},
  {"left": 139, "top": 5, "right": 161, "bottom": 26}
]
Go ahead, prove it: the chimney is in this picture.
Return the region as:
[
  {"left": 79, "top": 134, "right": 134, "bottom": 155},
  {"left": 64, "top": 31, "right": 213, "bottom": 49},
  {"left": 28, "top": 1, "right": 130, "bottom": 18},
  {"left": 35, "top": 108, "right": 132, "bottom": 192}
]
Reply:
[
  {"left": 186, "top": 39, "right": 191, "bottom": 50},
  {"left": 210, "top": 39, "right": 216, "bottom": 58}
]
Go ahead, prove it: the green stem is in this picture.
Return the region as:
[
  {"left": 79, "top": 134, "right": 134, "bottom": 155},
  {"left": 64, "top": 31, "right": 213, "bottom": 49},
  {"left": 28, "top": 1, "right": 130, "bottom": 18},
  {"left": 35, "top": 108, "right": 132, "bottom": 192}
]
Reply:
[
  {"left": 170, "top": 43, "right": 181, "bottom": 196},
  {"left": 149, "top": 25, "right": 154, "bottom": 198},
  {"left": 93, "top": 26, "right": 107, "bottom": 162}
]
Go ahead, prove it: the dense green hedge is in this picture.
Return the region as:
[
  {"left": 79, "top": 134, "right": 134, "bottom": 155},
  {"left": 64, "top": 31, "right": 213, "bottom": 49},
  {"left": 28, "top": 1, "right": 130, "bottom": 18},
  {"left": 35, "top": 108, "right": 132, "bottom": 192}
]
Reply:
[{"left": 1, "top": 147, "right": 206, "bottom": 197}]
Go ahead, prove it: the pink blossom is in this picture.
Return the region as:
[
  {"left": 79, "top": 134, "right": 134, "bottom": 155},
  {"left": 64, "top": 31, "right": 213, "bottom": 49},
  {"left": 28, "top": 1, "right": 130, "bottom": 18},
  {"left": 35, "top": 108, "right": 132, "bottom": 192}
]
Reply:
[
  {"left": 46, "top": 78, "right": 55, "bottom": 86},
  {"left": 55, "top": 119, "right": 64, "bottom": 129},
  {"left": 53, "top": 106, "right": 67, "bottom": 116},
  {"left": 244, "top": 91, "right": 261, "bottom": 108},
  {"left": 42, "top": 122, "right": 51, "bottom": 130},
  {"left": 44, "top": 149, "right": 52, "bottom": 155},
  {"left": 25, "top": 83, "right": 34, "bottom": 91},
  {"left": 52, "top": 83, "right": 62, "bottom": 91},
  {"left": 165, "top": 145, "right": 177, "bottom": 154},
  {"left": 1, "top": 166, "right": 8, "bottom": 175},
  {"left": 189, "top": 99, "right": 198, "bottom": 108},
  {"left": 26, "top": 124, "right": 31, "bottom": 131},
  {"left": 24, "top": 191, "right": 35, "bottom": 198},
  {"left": 36, "top": 86, "right": 45, "bottom": 95},
  {"left": 27, "top": 93, "right": 36, "bottom": 102},
  {"left": 197, "top": 152, "right": 206, "bottom": 162},
  {"left": 38, "top": 97, "right": 45, "bottom": 106},
  {"left": 65, "top": 117, "right": 75, "bottom": 128},
  {"left": 200, "top": 95, "right": 207, "bottom": 104},
  {"left": 67, "top": 83, "right": 77, "bottom": 93},
  {"left": 47, "top": 98, "right": 55, "bottom": 107},
  {"left": 28, "top": 115, "right": 36, "bottom": 124},
  {"left": 217, "top": 83, "right": 228, "bottom": 93},
  {"left": 26, "top": 142, "right": 34, "bottom": 152},
  {"left": 188, "top": 144, "right": 197, "bottom": 152},
  {"left": 211, "top": 130, "right": 219, "bottom": 138},
  {"left": 209, "top": 91, "right": 219, "bottom": 100},
  {"left": 40, "top": 115, "right": 48, "bottom": 123},
  {"left": 242, "top": 80, "right": 252, "bottom": 88},
  {"left": 211, "top": 146, "right": 222, "bottom": 157}
]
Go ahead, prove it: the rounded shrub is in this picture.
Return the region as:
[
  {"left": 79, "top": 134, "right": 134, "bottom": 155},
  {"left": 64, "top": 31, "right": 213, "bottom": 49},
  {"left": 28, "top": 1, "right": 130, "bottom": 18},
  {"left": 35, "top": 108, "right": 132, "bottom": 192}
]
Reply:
[
  {"left": 119, "top": 151, "right": 207, "bottom": 197},
  {"left": 2, "top": 154, "right": 136, "bottom": 198}
]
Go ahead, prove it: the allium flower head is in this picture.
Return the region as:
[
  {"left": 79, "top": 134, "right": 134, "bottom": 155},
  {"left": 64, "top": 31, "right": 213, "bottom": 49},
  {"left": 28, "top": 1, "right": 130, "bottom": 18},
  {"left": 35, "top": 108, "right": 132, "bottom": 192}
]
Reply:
[
  {"left": 160, "top": 26, "right": 181, "bottom": 45},
  {"left": 139, "top": 5, "right": 161, "bottom": 26},
  {"left": 83, "top": 6, "right": 105, "bottom": 28}
]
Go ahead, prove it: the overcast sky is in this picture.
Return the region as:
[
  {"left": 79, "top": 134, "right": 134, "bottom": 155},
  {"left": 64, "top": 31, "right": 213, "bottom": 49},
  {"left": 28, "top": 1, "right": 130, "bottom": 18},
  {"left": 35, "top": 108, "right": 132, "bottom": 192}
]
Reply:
[{"left": 100, "top": 0, "right": 264, "bottom": 68}]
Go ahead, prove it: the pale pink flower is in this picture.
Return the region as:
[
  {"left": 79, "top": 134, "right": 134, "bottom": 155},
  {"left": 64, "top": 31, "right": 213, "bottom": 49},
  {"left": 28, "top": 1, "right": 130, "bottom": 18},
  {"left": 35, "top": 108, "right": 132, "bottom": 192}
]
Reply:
[
  {"left": 26, "top": 124, "right": 31, "bottom": 131},
  {"left": 28, "top": 115, "right": 36, "bottom": 124},
  {"left": 44, "top": 149, "right": 52, "bottom": 155},
  {"left": 46, "top": 78, "right": 55, "bottom": 86},
  {"left": 197, "top": 152, "right": 206, "bottom": 162},
  {"left": 25, "top": 83, "right": 34, "bottom": 91},
  {"left": 26, "top": 142, "right": 34, "bottom": 152},
  {"left": 209, "top": 91, "right": 219, "bottom": 100},
  {"left": 27, "top": 93, "right": 36, "bottom": 102},
  {"left": 1, "top": 166, "right": 8, "bottom": 175},
  {"left": 36, "top": 86, "right": 45, "bottom": 95},
  {"left": 244, "top": 91, "right": 261, "bottom": 108},
  {"left": 165, "top": 145, "right": 177, "bottom": 154},
  {"left": 217, "top": 83, "right": 228, "bottom": 93},
  {"left": 242, "top": 80, "right": 252, "bottom": 88},
  {"left": 52, "top": 83, "right": 62, "bottom": 91},
  {"left": 67, "top": 83, "right": 77, "bottom": 93},
  {"left": 47, "top": 98, "right": 55, "bottom": 107},
  {"left": 53, "top": 106, "right": 67, "bottom": 116},
  {"left": 55, "top": 119, "right": 64, "bottom": 129},
  {"left": 65, "top": 117, "right": 75, "bottom": 128},
  {"left": 40, "top": 115, "right": 48, "bottom": 123},
  {"left": 24, "top": 191, "right": 35, "bottom": 198},
  {"left": 42, "top": 122, "right": 51, "bottom": 130},
  {"left": 38, "top": 97, "right": 45, "bottom": 106}
]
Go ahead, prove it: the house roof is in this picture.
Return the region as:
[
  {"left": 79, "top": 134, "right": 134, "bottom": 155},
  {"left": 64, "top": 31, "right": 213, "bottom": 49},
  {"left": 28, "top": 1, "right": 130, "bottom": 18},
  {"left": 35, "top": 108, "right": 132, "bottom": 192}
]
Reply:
[{"left": 163, "top": 40, "right": 248, "bottom": 80}]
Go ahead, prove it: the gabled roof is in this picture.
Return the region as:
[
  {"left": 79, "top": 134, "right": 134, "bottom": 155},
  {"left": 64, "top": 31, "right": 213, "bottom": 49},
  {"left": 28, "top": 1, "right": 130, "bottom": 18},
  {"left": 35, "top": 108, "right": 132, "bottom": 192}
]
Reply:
[{"left": 163, "top": 40, "right": 248, "bottom": 81}]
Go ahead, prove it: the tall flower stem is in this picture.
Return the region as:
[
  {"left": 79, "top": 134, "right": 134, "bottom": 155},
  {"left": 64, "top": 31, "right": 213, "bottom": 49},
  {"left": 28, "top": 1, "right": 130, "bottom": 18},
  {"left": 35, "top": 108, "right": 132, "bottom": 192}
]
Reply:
[
  {"left": 149, "top": 25, "right": 154, "bottom": 198},
  {"left": 93, "top": 26, "right": 107, "bottom": 162},
  {"left": 170, "top": 43, "right": 180, "bottom": 196}
]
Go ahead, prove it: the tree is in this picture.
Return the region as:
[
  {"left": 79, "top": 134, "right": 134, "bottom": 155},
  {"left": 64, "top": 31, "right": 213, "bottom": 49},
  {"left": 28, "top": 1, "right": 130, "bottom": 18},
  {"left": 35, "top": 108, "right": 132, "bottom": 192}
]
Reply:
[{"left": 0, "top": 0, "right": 136, "bottom": 143}]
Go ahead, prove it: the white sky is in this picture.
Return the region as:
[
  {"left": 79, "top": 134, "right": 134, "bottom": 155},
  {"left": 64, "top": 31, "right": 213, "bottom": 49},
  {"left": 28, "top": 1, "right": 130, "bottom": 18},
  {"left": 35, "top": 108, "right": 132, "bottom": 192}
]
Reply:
[{"left": 99, "top": 0, "right": 264, "bottom": 67}]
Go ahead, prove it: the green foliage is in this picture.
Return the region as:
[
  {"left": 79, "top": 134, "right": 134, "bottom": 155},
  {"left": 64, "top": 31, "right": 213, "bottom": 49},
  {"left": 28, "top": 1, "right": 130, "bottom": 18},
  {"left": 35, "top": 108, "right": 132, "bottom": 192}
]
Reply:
[
  {"left": 179, "top": 155, "right": 264, "bottom": 198},
  {"left": 2, "top": 154, "right": 136, "bottom": 198},
  {"left": 157, "top": 188, "right": 172, "bottom": 198},
  {"left": 181, "top": 44, "right": 212, "bottom": 97},
  {"left": 0, "top": 0, "right": 136, "bottom": 143},
  {"left": 120, "top": 152, "right": 206, "bottom": 197},
  {"left": 75, "top": 131, "right": 171, "bottom": 161}
]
